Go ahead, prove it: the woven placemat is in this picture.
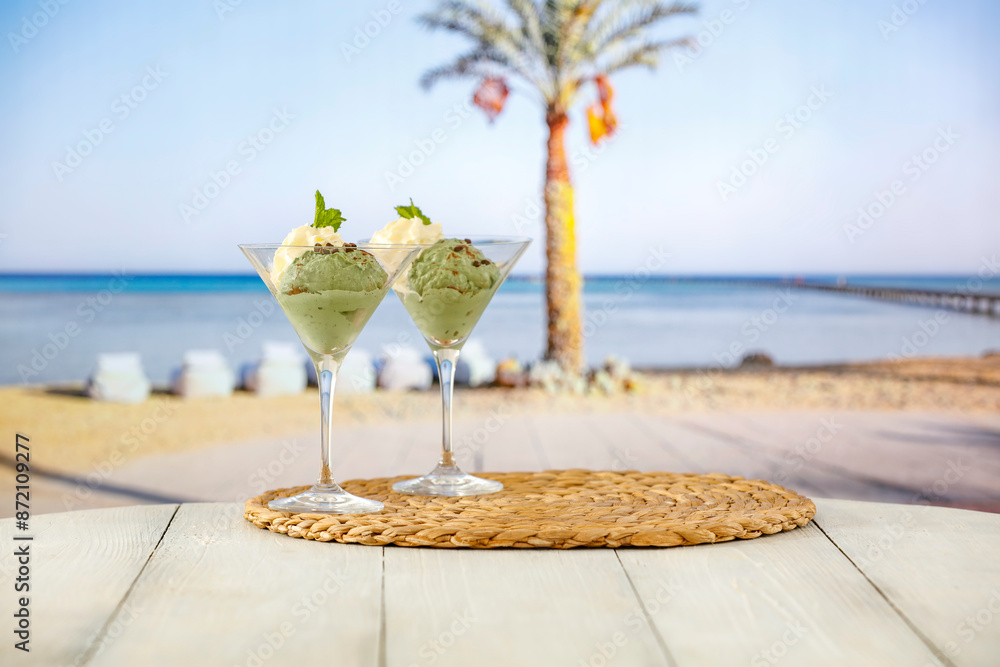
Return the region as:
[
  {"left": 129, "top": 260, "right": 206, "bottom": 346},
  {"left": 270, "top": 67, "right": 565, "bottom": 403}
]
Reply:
[{"left": 244, "top": 470, "right": 816, "bottom": 548}]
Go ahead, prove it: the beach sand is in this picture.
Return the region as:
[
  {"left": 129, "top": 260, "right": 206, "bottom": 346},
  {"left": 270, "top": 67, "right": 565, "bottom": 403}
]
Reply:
[{"left": 3, "top": 356, "right": 998, "bottom": 473}]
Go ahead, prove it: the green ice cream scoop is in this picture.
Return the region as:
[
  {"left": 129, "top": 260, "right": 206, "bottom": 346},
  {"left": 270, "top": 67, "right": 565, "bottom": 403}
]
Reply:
[
  {"left": 407, "top": 239, "right": 499, "bottom": 296},
  {"left": 276, "top": 247, "right": 389, "bottom": 355},
  {"left": 398, "top": 239, "right": 501, "bottom": 346},
  {"left": 279, "top": 246, "right": 388, "bottom": 294}
]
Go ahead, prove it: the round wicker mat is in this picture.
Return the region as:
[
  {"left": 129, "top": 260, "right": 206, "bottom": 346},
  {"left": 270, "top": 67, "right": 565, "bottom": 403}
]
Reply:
[{"left": 245, "top": 470, "right": 816, "bottom": 549}]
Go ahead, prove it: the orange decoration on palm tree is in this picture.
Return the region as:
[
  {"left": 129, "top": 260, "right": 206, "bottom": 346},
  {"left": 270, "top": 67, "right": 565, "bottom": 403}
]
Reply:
[
  {"left": 473, "top": 77, "right": 509, "bottom": 122},
  {"left": 587, "top": 75, "right": 618, "bottom": 144}
]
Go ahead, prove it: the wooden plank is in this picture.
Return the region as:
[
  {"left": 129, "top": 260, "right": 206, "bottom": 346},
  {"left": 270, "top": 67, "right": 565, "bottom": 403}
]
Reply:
[
  {"left": 0, "top": 504, "right": 177, "bottom": 666},
  {"left": 383, "top": 548, "right": 669, "bottom": 666},
  {"left": 88, "top": 503, "right": 383, "bottom": 667},
  {"left": 618, "top": 520, "right": 944, "bottom": 666},
  {"left": 816, "top": 498, "right": 1000, "bottom": 666}
]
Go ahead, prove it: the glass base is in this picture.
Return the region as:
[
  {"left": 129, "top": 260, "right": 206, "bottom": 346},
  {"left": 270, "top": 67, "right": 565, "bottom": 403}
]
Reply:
[
  {"left": 267, "top": 483, "right": 384, "bottom": 514},
  {"left": 392, "top": 465, "right": 503, "bottom": 497}
]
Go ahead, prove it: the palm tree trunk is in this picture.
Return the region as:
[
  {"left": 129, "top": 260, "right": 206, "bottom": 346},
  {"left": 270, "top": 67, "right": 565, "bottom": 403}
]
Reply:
[{"left": 543, "top": 107, "right": 584, "bottom": 372}]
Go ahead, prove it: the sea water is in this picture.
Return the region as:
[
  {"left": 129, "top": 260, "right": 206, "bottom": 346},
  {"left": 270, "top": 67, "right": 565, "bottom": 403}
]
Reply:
[{"left": 0, "top": 275, "right": 997, "bottom": 385}]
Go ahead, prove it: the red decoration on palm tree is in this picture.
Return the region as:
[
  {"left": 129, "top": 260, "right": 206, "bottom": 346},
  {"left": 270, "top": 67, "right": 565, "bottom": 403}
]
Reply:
[
  {"left": 473, "top": 77, "right": 509, "bottom": 122},
  {"left": 587, "top": 75, "right": 618, "bottom": 144}
]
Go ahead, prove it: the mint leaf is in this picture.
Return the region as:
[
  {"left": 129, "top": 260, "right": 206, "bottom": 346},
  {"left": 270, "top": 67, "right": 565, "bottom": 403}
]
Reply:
[
  {"left": 394, "top": 198, "right": 432, "bottom": 226},
  {"left": 313, "top": 190, "right": 346, "bottom": 231}
]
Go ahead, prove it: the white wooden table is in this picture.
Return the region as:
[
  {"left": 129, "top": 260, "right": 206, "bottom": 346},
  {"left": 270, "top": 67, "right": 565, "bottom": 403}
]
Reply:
[{"left": 2, "top": 499, "right": 998, "bottom": 666}]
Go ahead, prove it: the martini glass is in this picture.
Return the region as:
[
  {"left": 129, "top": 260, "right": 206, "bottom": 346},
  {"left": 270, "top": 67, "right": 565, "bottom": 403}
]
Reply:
[
  {"left": 240, "top": 242, "right": 419, "bottom": 513},
  {"left": 385, "top": 236, "right": 531, "bottom": 496}
]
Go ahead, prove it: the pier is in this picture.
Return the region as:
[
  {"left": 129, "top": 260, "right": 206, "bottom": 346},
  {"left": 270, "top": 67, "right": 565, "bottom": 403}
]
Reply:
[{"left": 732, "top": 279, "right": 1000, "bottom": 317}]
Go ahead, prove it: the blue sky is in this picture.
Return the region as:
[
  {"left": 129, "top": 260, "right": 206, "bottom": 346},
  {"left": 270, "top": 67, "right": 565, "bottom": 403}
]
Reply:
[{"left": 0, "top": 0, "right": 998, "bottom": 275}]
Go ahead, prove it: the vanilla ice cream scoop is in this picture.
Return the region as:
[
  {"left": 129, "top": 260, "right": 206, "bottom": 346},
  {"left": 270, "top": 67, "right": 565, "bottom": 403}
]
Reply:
[
  {"left": 270, "top": 224, "right": 344, "bottom": 284},
  {"left": 370, "top": 216, "right": 443, "bottom": 245}
]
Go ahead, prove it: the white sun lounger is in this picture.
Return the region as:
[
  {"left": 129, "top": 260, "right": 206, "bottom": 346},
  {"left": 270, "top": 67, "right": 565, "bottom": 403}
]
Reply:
[
  {"left": 86, "top": 352, "right": 152, "bottom": 404},
  {"left": 378, "top": 345, "right": 432, "bottom": 391},
  {"left": 244, "top": 342, "right": 307, "bottom": 397},
  {"left": 172, "top": 349, "right": 236, "bottom": 399}
]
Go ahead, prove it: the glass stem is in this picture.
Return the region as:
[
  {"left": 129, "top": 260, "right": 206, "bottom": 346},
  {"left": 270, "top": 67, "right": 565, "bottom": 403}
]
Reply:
[
  {"left": 434, "top": 348, "right": 460, "bottom": 469},
  {"left": 314, "top": 353, "right": 344, "bottom": 489}
]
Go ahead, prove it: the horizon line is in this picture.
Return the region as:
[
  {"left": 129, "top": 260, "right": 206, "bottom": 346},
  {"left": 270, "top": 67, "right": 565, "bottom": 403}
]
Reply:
[{"left": 0, "top": 272, "right": 995, "bottom": 280}]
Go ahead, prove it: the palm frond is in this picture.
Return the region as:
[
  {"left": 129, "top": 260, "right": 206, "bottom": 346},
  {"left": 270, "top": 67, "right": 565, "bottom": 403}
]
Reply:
[
  {"left": 418, "top": 0, "right": 553, "bottom": 96},
  {"left": 589, "top": 2, "right": 696, "bottom": 55},
  {"left": 540, "top": 0, "right": 571, "bottom": 68},
  {"left": 419, "top": 47, "right": 516, "bottom": 89},
  {"left": 561, "top": 1, "right": 602, "bottom": 59},
  {"left": 505, "top": 0, "right": 546, "bottom": 55},
  {"left": 418, "top": 0, "right": 698, "bottom": 110},
  {"left": 598, "top": 36, "right": 691, "bottom": 74}
]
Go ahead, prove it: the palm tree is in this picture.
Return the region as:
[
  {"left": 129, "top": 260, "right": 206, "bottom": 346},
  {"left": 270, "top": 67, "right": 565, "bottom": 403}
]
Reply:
[{"left": 418, "top": 0, "right": 696, "bottom": 371}]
